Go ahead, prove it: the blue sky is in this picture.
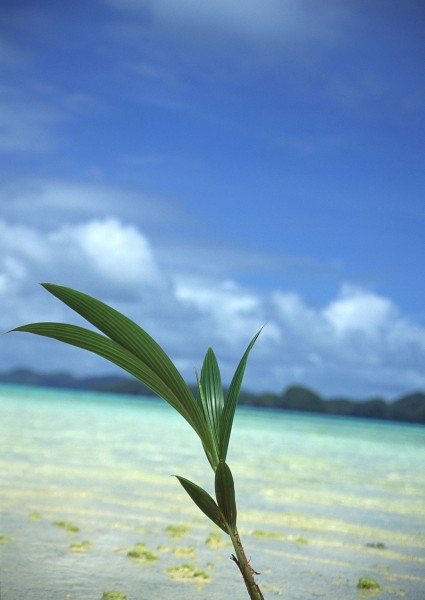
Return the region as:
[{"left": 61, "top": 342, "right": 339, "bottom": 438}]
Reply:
[{"left": 1, "top": 0, "right": 425, "bottom": 399}]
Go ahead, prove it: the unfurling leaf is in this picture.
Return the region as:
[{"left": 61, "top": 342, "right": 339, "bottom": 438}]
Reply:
[{"left": 215, "top": 460, "right": 237, "bottom": 531}]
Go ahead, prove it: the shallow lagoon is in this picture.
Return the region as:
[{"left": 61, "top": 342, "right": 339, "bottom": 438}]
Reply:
[{"left": 1, "top": 384, "right": 424, "bottom": 599}]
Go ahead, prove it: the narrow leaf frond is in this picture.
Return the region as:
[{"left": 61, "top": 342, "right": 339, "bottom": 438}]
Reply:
[
  {"left": 40, "top": 284, "right": 193, "bottom": 409},
  {"left": 218, "top": 328, "right": 263, "bottom": 460},
  {"left": 32, "top": 284, "right": 217, "bottom": 459},
  {"left": 200, "top": 347, "right": 224, "bottom": 452},
  {"left": 12, "top": 323, "right": 188, "bottom": 414}
]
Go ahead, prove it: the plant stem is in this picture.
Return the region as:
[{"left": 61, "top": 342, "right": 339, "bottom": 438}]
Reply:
[{"left": 228, "top": 527, "right": 264, "bottom": 600}]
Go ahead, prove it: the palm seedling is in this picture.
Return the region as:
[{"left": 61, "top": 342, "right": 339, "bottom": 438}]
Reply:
[{"left": 11, "top": 284, "right": 265, "bottom": 599}]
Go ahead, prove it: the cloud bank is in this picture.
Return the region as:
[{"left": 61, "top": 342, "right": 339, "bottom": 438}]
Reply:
[{"left": 2, "top": 213, "right": 424, "bottom": 399}]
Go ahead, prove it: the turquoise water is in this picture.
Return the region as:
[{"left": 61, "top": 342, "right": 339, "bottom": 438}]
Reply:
[{"left": 1, "top": 384, "right": 424, "bottom": 599}]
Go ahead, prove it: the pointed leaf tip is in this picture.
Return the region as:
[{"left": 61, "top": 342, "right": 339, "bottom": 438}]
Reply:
[
  {"left": 198, "top": 346, "right": 224, "bottom": 456},
  {"left": 218, "top": 327, "right": 263, "bottom": 460},
  {"left": 175, "top": 475, "right": 228, "bottom": 533}
]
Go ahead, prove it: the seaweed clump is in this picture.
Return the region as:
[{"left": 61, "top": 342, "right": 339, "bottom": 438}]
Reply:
[
  {"left": 28, "top": 512, "right": 42, "bottom": 521},
  {"left": 205, "top": 530, "right": 230, "bottom": 549},
  {"left": 102, "top": 591, "right": 127, "bottom": 600},
  {"left": 165, "top": 524, "right": 190, "bottom": 540},
  {"left": 0, "top": 535, "right": 13, "bottom": 543},
  {"left": 165, "top": 563, "right": 211, "bottom": 587},
  {"left": 357, "top": 577, "right": 381, "bottom": 591},
  {"left": 69, "top": 540, "right": 92, "bottom": 553},
  {"left": 53, "top": 520, "right": 80, "bottom": 533},
  {"left": 127, "top": 542, "right": 158, "bottom": 562}
]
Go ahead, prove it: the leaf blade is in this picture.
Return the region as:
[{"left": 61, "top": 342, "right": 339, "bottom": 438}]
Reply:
[
  {"left": 12, "top": 323, "right": 187, "bottom": 412},
  {"left": 41, "top": 283, "right": 193, "bottom": 408},
  {"left": 175, "top": 475, "right": 228, "bottom": 533},
  {"left": 198, "top": 347, "right": 224, "bottom": 454},
  {"left": 215, "top": 461, "right": 237, "bottom": 530},
  {"left": 218, "top": 328, "right": 263, "bottom": 460},
  {"left": 30, "top": 284, "right": 218, "bottom": 466}
]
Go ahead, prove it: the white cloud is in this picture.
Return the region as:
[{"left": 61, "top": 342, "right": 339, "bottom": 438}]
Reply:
[
  {"left": 0, "top": 257, "right": 26, "bottom": 295},
  {"left": 266, "top": 285, "right": 425, "bottom": 395},
  {"left": 0, "top": 220, "right": 50, "bottom": 264},
  {"left": 0, "top": 216, "right": 163, "bottom": 315},
  {"left": 175, "top": 277, "right": 264, "bottom": 346},
  {"left": 323, "top": 285, "right": 397, "bottom": 337},
  {"left": 1, "top": 216, "right": 425, "bottom": 398},
  {"left": 50, "top": 218, "right": 161, "bottom": 287}
]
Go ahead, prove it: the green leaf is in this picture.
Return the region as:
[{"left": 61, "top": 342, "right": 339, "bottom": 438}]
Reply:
[
  {"left": 215, "top": 460, "right": 237, "bottom": 531},
  {"left": 198, "top": 348, "right": 224, "bottom": 454},
  {"left": 12, "top": 322, "right": 185, "bottom": 411},
  {"left": 41, "top": 283, "right": 194, "bottom": 412},
  {"left": 175, "top": 475, "right": 228, "bottom": 533},
  {"left": 12, "top": 284, "right": 219, "bottom": 468},
  {"left": 218, "top": 328, "right": 263, "bottom": 460}
]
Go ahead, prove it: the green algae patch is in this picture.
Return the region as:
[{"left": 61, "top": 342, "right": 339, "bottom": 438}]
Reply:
[
  {"left": 165, "top": 563, "right": 211, "bottom": 587},
  {"left": 0, "top": 535, "right": 13, "bottom": 543},
  {"left": 28, "top": 512, "right": 42, "bottom": 521},
  {"left": 127, "top": 542, "right": 158, "bottom": 562},
  {"left": 206, "top": 530, "right": 231, "bottom": 549},
  {"left": 252, "top": 529, "right": 285, "bottom": 540},
  {"left": 69, "top": 540, "right": 92, "bottom": 553},
  {"left": 357, "top": 577, "right": 382, "bottom": 591},
  {"left": 294, "top": 536, "right": 308, "bottom": 545},
  {"left": 102, "top": 591, "right": 127, "bottom": 600},
  {"left": 53, "top": 520, "right": 79, "bottom": 533},
  {"left": 165, "top": 524, "right": 190, "bottom": 540}
]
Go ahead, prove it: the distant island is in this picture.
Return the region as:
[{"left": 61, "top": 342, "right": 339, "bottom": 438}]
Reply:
[{"left": 1, "top": 368, "right": 424, "bottom": 425}]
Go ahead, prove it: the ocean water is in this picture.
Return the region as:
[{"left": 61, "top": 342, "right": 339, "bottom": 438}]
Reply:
[{"left": 1, "top": 384, "right": 424, "bottom": 600}]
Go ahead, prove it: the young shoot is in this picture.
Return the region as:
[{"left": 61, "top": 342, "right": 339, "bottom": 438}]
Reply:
[{"left": 11, "top": 283, "right": 265, "bottom": 599}]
